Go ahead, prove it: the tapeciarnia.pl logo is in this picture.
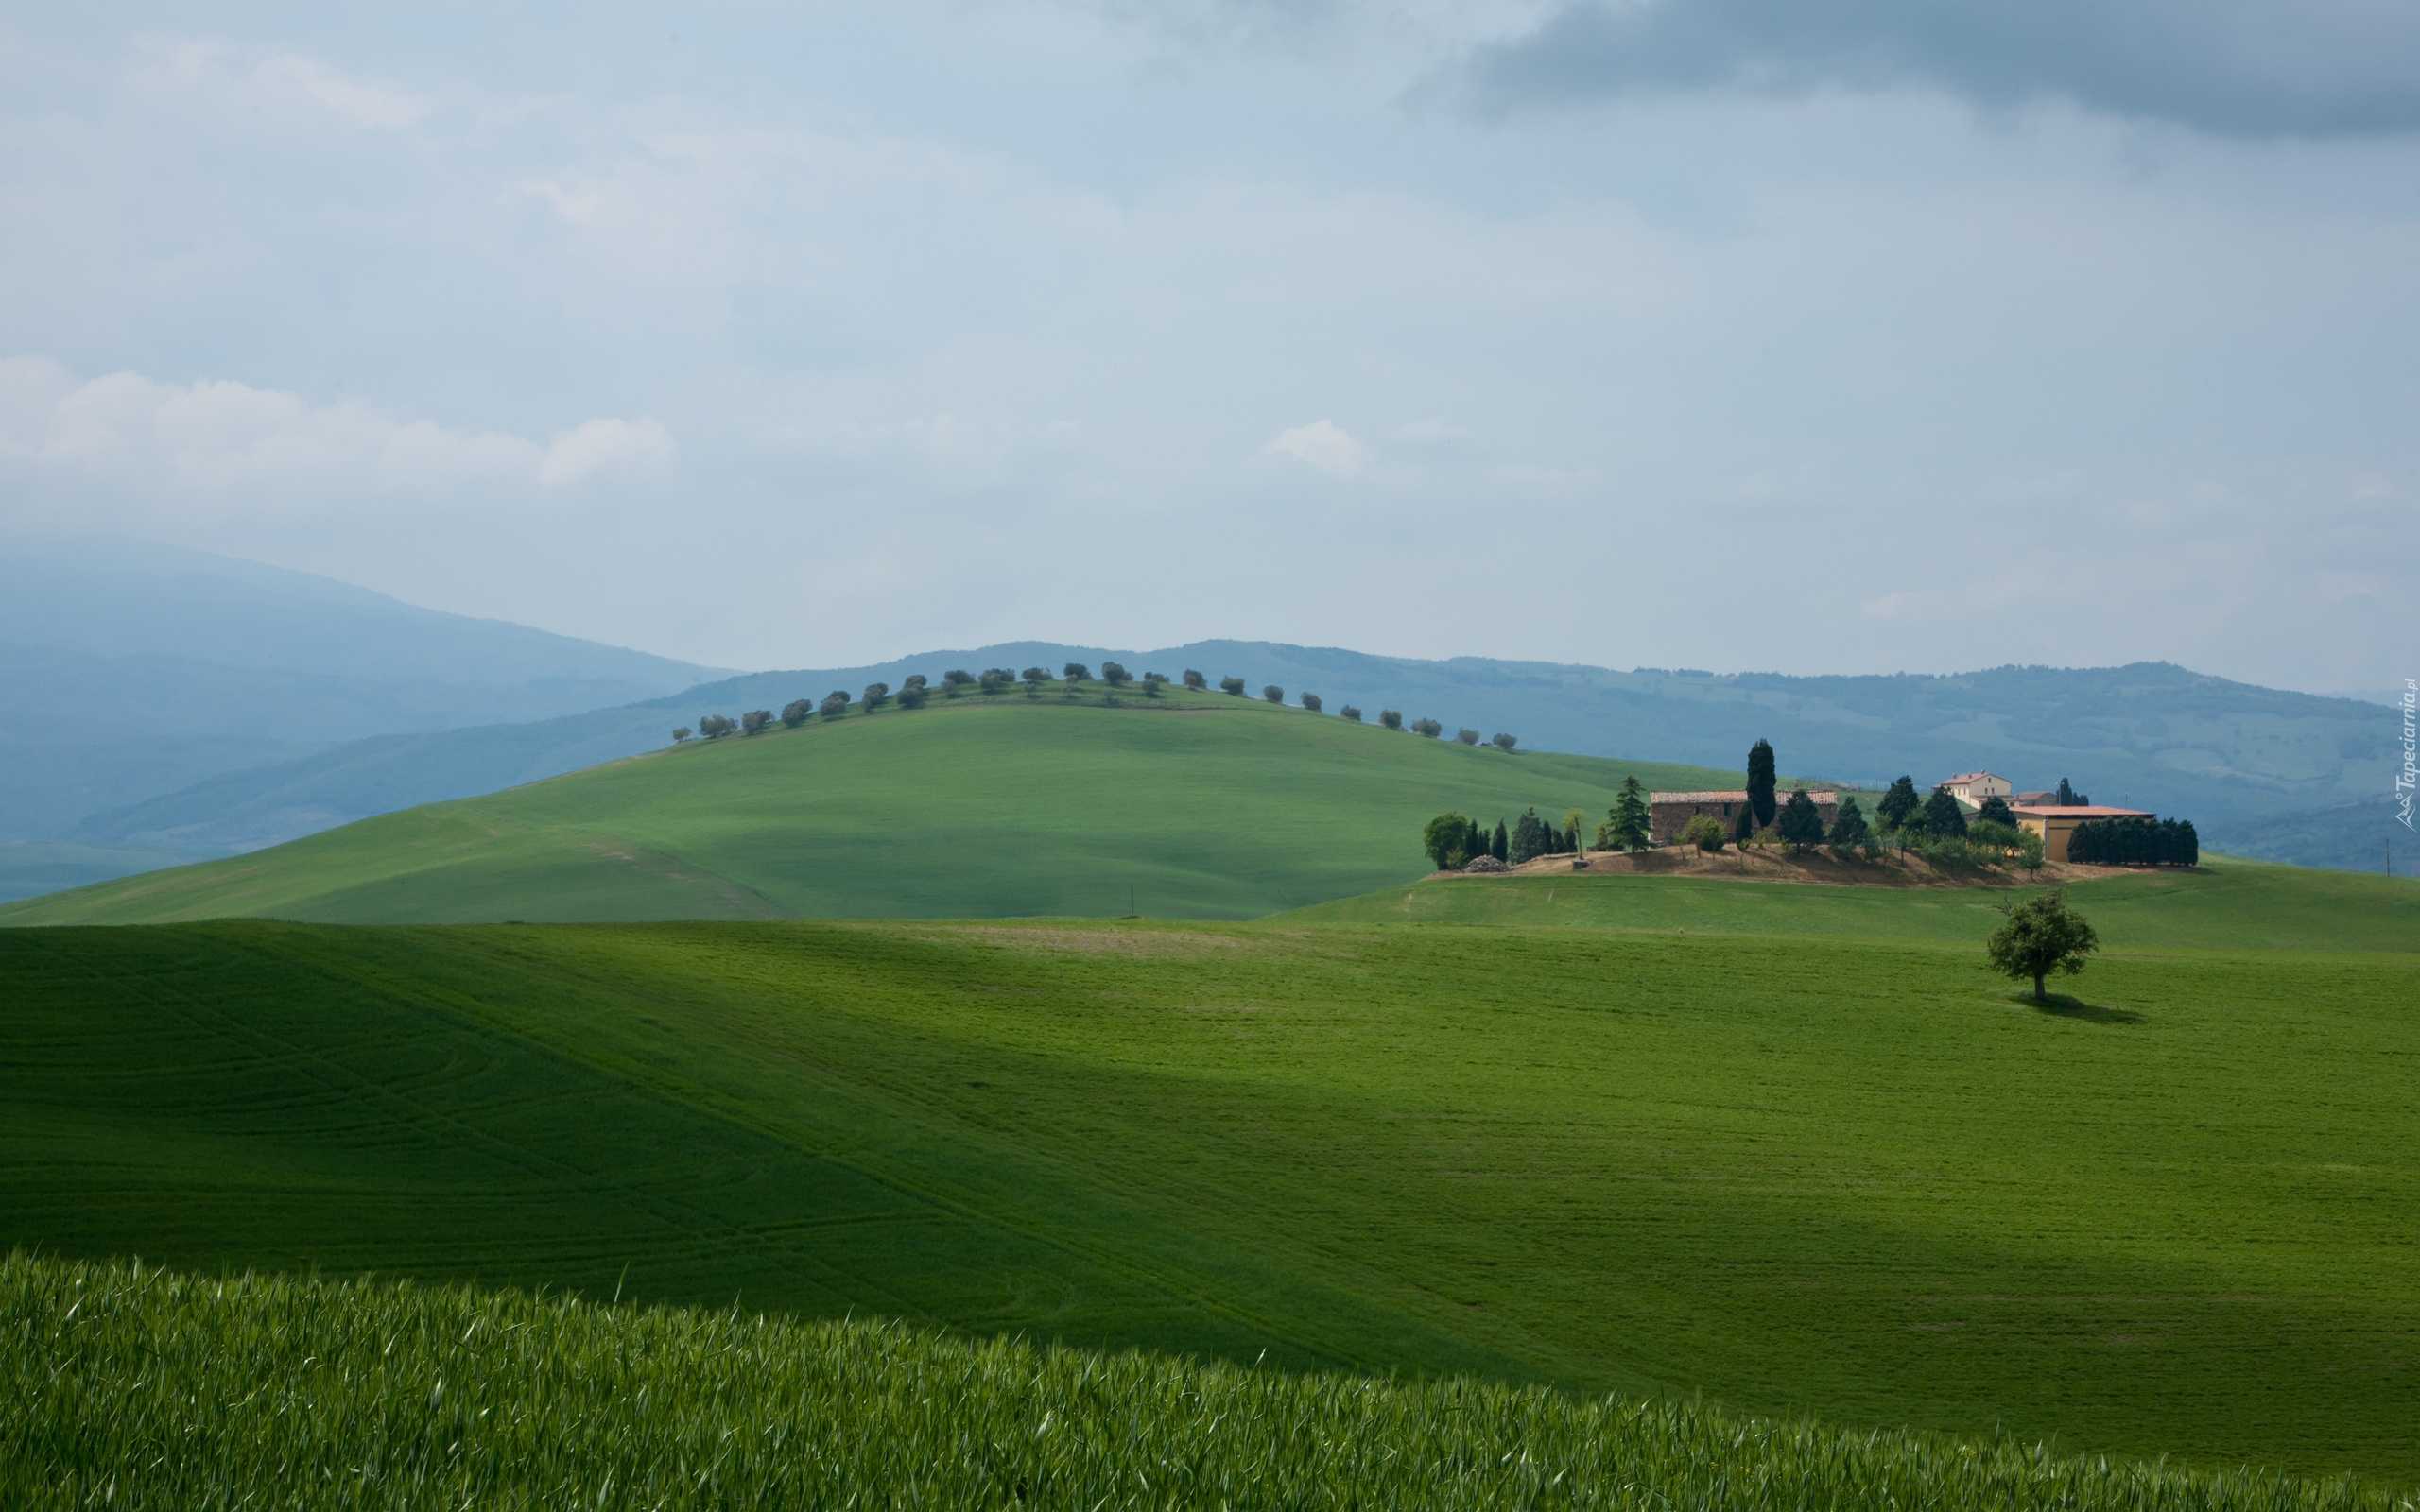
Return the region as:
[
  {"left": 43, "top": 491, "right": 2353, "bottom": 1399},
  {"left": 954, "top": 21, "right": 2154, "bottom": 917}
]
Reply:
[{"left": 2400, "top": 678, "right": 2417, "bottom": 831}]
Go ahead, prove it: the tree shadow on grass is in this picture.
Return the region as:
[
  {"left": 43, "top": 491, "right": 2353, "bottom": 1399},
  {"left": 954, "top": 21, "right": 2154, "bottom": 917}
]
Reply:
[{"left": 2021, "top": 991, "right": 2143, "bottom": 1024}]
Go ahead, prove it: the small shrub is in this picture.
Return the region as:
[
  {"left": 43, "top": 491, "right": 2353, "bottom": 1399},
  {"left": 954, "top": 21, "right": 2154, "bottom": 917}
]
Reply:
[
  {"left": 671, "top": 726, "right": 692, "bottom": 743},
  {"left": 1683, "top": 815, "right": 1725, "bottom": 852}
]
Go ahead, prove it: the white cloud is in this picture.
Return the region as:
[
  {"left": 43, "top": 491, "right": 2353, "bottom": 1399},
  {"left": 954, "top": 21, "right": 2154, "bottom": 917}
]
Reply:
[
  {"left": 539, "top": 416, "right": 675, "bottom": 486},
  {"left": 0, "top": 356, "right": 667, "bottom": 500},
  {"left": 1266, "top": 419, "right": 1368, "bottom": 477},
  {"left": 250, "top": 55, "right": 431, "bottom": 129}
]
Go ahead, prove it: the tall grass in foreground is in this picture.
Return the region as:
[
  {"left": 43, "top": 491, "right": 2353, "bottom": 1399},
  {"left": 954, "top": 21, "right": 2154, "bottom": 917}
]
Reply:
[{"left": 2, "top": 1254, "right": 2398, "bottom": 1512}]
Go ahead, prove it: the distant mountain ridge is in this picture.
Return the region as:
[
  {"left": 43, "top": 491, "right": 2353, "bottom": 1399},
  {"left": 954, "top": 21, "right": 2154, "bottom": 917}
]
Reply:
[
  {"left": 66, "top": 643, "right": 2396, "bottom": 866},
  {"left": 0, "top": 537, "right": 731, "bottom": 850}
]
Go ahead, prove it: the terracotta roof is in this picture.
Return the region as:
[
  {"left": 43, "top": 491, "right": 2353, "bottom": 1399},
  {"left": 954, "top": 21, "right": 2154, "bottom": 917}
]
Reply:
[
  {"left": 1651, "top": 790, "right": 1838, "bottom": 804},
  {"left": 2010, "top": 805, "right": 2152, "bottom": 818},
  {"left": 1940, "top": 771, "right": 2003, "bottom": 785}
]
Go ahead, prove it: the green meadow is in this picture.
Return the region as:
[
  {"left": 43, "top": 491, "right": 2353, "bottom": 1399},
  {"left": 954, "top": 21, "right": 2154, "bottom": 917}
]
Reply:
[
  {"left": 5, "top": 1253, "right": 2392, "bottom": 1512},
  {"left": 6, "top": 856, "right": 2416, "bottom": 1485},
  {"left": 0, "top": 688, "right": 1743, "bottom": 926}
]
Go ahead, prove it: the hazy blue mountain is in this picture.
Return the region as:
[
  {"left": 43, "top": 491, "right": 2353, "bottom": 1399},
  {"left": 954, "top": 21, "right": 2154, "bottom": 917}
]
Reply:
[
  {"left": 2199, "top": 800, "right": 2412, "bottom": 874},
  {"left": 0, "top": 537, "right": 730, "bottom": 847},
  {"left": 65, "top": 644, "right": 2397, "bottom": 870}
]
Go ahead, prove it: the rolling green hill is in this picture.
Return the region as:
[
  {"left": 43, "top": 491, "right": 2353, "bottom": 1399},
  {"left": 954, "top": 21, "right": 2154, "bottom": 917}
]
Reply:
[
  {"left": 1283, "top": 854, "right": 2420, "bottom": 952},
  {"left": 6, "top": 867, "right": 2416, "bottom": 1482},
  {"left": 0, "top": 689, "right": 1745, "bottom": 925}
]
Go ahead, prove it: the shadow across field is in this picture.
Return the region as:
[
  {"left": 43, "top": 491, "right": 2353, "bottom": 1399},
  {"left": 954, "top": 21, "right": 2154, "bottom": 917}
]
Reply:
[{"left": 2024, "top": 992, "right": 2144, "bottom": 1024}]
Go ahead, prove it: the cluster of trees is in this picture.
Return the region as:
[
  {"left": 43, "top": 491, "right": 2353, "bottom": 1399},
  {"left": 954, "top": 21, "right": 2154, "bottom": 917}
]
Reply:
[
  {"left": 2068, "top": 816, "right": 2199, "bottom": 866},
  {"left": 1422, "top": 808, "right": 1584, "bottom": 870}
]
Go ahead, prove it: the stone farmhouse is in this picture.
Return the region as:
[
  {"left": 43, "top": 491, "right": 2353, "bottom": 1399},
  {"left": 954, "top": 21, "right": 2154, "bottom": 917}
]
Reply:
[
  {"left": 1649, "top": 789, "right": 1838, "bottom": 844},
  {"left": 1939, "top": 771, "right": 2011, "bottom": 808}
]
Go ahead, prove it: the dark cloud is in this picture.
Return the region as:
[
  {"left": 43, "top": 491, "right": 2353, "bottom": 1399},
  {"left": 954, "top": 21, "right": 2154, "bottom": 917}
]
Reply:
[{"left": 1453, "top": 0, "right": 2420, "bottom": 136}]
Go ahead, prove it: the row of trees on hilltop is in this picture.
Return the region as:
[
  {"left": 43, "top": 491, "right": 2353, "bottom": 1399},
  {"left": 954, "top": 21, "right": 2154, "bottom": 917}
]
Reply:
[{"left": 671, "top": 661, "right": 1523, "bottom": 750}]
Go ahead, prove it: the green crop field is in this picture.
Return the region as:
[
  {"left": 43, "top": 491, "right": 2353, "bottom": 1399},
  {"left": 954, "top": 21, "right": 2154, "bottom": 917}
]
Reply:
[
  {"left": 0, "top": 688, "right": 1747, "bottom": 926},
  {"left": 4, "top": 1253, "right": 2391, "bottom": 1512},
  {"left": 5, "top": 855, "right": 2415, "bottom": 1486}
]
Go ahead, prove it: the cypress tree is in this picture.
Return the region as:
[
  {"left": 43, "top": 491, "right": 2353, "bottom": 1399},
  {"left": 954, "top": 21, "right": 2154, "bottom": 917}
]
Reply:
[
  {"left": 1876, "top": 776, "right": 1921, "bottom": 833},
  {"left": 1746, "top": 739, "right": 1777, "bottom": 829},
  {"left": 2055, "top": 777, "right": 2078, "bottom": 806},
  {"left": 1734, "top": 805, "right": 1755, "bottom": 845},
  {"left": 1922, "top": 787, "right": 1968, "bottom": 837},
  {"left": 1492, "top": 820, "right": 1509, "bottom": 861},
  {"left": 1828, "top": 795, "right": 1870, "bottom": 850}
]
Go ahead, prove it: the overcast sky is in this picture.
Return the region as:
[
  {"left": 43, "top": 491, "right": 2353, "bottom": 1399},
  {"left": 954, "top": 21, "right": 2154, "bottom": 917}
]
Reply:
[{"left": 1, "top": 1, "right": 2413, "bottom": 691}]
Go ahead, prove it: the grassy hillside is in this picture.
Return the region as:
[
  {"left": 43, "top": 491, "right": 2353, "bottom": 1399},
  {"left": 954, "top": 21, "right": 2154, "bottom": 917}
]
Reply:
[
  {"left": 1282, "top": 854, "right": 2420, "bottom": 952},
  {"left": 0, "top": 690, "right": 1743, "bottom": 924},
  {"left": 6, "top": 1255, "right": 2389, "bottom": 1512},
  {"left": 5, "top": 887, "right": 2415, "bottom": 1481}
]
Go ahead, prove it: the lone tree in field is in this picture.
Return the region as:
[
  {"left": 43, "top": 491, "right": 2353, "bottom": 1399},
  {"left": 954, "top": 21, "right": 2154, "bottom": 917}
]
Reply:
[
  {"left": 1776, "top": 788, "right": 1824, "bottom": 852},
  {"left": 1423, "top": 811, "right": 1473, "bottom": 870},
  {"left": 1876, "top": 776, "right": 1921, "bottom": 833},
  {"left": 1827, "top": 794, "right": 1870, "bottom": 851},
  {"left": 1264, "top": 684, "right": 1285, "bottom": 703},
  {"left": 672, "top": 726, "right": 692, "bottom": 743},
  {"left": 1599, "top": 775, "right": 1651, "bottom": 852},
  {"left": 1746, "top": 739, "right": 1777, "bottom": 829},
  {"left": 1986, "top": 890, "right": 2100, "bottom": 1003},
  {"left": 1300, "top": 692, "right": 1322, "bottom": 712}
]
